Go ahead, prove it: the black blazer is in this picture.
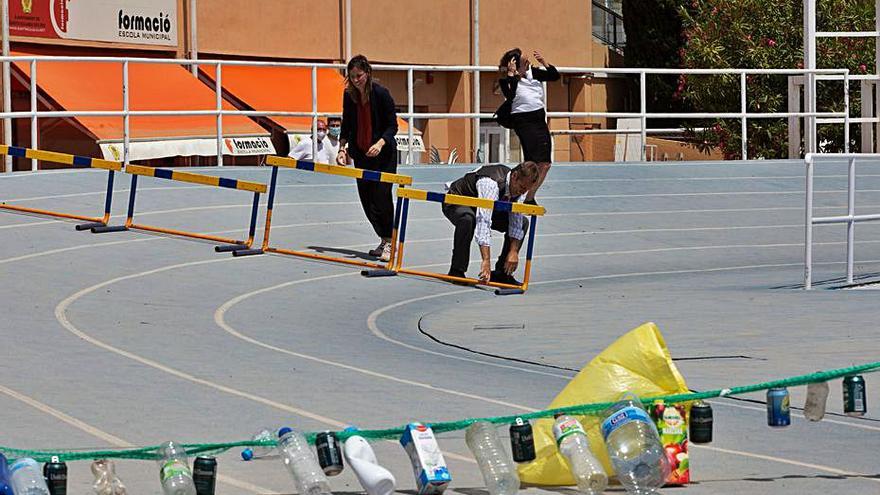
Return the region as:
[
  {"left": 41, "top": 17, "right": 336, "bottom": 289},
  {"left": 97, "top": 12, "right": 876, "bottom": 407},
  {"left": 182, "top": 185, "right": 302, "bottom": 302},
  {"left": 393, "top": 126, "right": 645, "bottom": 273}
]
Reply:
[{"left": 341, "top": 82, "right": 398, "bottom": 162}]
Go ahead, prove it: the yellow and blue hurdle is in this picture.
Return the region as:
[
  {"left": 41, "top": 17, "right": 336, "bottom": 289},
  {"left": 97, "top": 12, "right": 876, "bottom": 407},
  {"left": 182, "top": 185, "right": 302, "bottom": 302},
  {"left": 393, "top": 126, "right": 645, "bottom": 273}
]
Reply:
[
  {"left": 92, "top": 164, "right": 266, "bottom": 252},
  {"left": 393, "top": 188, "right": 546, "bottom": 295},
  {"left": 232, "top": 155, "right": 412, "bottom": 274},
  {"left": 0, "top": 145, "right": 122, "bottom": 230}
]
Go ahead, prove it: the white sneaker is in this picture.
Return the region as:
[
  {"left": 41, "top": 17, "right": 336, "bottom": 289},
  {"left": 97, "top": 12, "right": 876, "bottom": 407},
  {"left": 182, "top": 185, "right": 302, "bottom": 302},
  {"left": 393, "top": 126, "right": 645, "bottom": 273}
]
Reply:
[
  {"left": 369, "top": 240, "right": 387, "bottom": 257},
  {"left": 379, "top": 242, "right": 392, "bottom": 262}
]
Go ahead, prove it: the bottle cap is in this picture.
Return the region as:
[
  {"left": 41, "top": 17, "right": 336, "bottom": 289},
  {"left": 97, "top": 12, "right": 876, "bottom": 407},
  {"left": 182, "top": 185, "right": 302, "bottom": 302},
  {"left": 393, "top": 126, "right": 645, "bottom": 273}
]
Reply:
[
  {"left": 278, "top": 427, "right": 293, "bottom": 438},
  {"left": 241, "top": 448, "right": 254, "bottom": 461},
  {"left": 344, "top": 426, "right": 359, "bottom": 433}
]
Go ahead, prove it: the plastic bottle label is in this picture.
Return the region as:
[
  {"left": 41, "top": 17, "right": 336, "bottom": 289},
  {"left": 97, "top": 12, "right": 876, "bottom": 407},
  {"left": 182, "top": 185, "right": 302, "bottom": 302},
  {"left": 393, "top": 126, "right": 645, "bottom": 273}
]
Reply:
[
  {"left": 601, "top": 406, "right": 652, "bottom": 439},
  {"left": 552, "top": 417, "right": 586, "bottom": 446},
  {"left": 161, "top": 460, "right": 192, "bottom": 482}
]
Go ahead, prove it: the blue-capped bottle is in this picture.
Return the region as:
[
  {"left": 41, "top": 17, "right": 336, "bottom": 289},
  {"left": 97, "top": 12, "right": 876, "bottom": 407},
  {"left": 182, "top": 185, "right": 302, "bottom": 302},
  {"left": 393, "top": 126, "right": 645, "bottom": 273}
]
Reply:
[
  {"left": 0, "top": 453, "right": 14, "bottom": 495},
  {"left": 602, "top": 393, "right": 670, "bottom": 494},
  {"left": 242, "top": 427, "right": 290, "bottom": 461}
]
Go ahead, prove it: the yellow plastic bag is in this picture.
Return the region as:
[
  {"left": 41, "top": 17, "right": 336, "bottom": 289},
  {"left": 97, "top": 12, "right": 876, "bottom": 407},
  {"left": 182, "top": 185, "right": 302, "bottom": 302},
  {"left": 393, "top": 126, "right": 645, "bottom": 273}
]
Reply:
[{"left": 517, "top": 322, "right": 689, "bottom": 486}]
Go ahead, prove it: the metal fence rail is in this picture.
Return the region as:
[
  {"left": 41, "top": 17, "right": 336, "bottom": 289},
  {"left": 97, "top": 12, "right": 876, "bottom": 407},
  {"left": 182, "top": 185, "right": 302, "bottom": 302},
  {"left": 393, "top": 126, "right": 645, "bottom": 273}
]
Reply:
[
  {"left": 804, "top": 152, "right": 880, "bottom": 289},
  {"left": 0, "top": 55, "right": 854, "bottom": 172}
]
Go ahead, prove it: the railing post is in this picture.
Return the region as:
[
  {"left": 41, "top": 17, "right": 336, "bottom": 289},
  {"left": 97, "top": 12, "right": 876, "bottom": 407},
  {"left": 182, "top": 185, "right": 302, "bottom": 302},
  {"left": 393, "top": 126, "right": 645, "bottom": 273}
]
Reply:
[
  {"left": 2, "top": 0, "right": 10, "bottom": 173},
  {"left": 311, "top": 65, "right": 318, "bottom": 160},
  {"left": 215, "top": 62, "right": 223, "bottom": 167},
  {"left": 640, "top": 71, "right": 647, "bottom": 161},
  {"left": 407, "top": 68, "right": 414, "bottom": 165},
  {"left": 804, "top": 155, "right": 814, "bottom": 289},
  {"left": 843, "top": 72, "right": 850, "bottom": 153},
  {"left": 847, "top": 157, "right": 856, "bottom": 284},
  {"left": 741, "top": 71, "right": 747, "bottom": 160},
  {"left": 123, "top": 60, "right": 130, "bottom": 168},
  {"left": 30, "top": 59, "right": 37, "bottom": 171},
  {"left": 788, "top": 76, "right": 802, "bottom": 158}
]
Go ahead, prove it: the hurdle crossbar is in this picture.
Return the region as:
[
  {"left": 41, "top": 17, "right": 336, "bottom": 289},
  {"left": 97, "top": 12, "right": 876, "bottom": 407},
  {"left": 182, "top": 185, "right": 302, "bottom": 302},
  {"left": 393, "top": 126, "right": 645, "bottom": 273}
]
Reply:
[
  {"left": 92, "top": 164, "right": 266, "bottom": 252},
  {"left": 233, "top": 155, "right": 412, "bottom": 273},
  {"left": 0, "top": 145, "right": 121, "bottom": 230},
  {"left": 393, "top": 187, "right": 546, "bottom": 295}
]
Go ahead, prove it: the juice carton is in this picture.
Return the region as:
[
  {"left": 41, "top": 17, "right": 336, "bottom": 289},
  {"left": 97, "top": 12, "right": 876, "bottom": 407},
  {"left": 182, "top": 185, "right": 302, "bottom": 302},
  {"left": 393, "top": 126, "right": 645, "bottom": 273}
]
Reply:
[
  {"left": 399, "top": 423, "right": 451, "bottom": 494},
  {"left": 651, "top": 400, "right": 689, "bottom": 485}
]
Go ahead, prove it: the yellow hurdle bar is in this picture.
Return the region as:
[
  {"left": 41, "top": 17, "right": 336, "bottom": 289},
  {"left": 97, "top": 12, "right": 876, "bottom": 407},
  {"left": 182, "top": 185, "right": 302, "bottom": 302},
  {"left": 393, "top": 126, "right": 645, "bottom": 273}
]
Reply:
[
  {"left": 266, "top": 155, "right": 413, "bottom": 185},
  {"left": 0, "top": 145, "right": 121, "bottom": 229},
  {"left": 397, "top": 187, "right": 546, "bottom": 216},
  {"left": 126, "top": 164, "right": 267, "bottom": 193}
]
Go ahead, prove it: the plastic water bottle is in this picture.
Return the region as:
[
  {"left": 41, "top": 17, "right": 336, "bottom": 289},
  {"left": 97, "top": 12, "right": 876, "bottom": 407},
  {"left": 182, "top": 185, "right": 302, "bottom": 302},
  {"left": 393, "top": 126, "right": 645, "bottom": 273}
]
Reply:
[
  {"left": 464, "top": 422, "right": 519, "bottom": 495},
  {"left": 0, "top": 453, "right": 14, "bottom": 495},
  {"left": 804, "top": 381, "right": 830, "bottom": 421},
  {"left": 602, "top": 394, "right": 670, "bottom": 494},
  {"left": 552, "top": 414, "right": 607, "bottom": 495},
  {"left": 343, "top": 431, "right": 396, "bottom": 495},
  {"left": 242, "top": 427, "right": 289, "bottom": 460},
  {"left": 278, "top": 427, "right": 332, "bottom": 495},
  {"left": 156, "top": 441, "right": 197, "bottom": 495},
  {"left": 91, "top": 459, "right": 128, "bottom": 495},
  {"left": 9, "top": 457, "right": 51, "bottom": 495}
]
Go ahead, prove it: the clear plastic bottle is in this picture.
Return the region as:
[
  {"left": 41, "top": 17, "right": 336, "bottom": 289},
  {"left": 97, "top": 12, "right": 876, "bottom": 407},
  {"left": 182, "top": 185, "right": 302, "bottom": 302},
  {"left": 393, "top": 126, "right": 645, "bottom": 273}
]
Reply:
[
  {"left": 278, "top": 428, "right": 332, "bottom": 495},
  {"left": 156, "top": 441, "right": 197, "bottom": 495},
  {"left": 804, "top": 381, "right": 830, "bottom": 421},
  {"left": 464, "top": 422, "right": 520, "bottom": 495},
  {"left": 9, "top": 457, "right": 51, "bottom": 495},
  {"left": 601, "top": 394, "right": 670, "bottom": 495},
  {"left": 242, "top": 427, "right": 290, "bottom": 461},
  {"left": 91, "top": 459, "right": 128, "bottom": 495},
  {"left": 553, "top": 414, "right": 607, "bottom": 495},
  {"left": 0, "top": 453, "right": 14, "bottom": 495}
]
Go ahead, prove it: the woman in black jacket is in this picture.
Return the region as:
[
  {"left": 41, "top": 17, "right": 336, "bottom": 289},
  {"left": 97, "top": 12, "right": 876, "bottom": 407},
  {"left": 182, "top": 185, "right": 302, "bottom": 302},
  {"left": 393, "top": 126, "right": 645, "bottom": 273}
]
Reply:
[
  {"left": 336, "top": 55, "right": 399, "bottom": 262},
  {"left": 499, "top": 48, "right": 559, "bottom": 202}
]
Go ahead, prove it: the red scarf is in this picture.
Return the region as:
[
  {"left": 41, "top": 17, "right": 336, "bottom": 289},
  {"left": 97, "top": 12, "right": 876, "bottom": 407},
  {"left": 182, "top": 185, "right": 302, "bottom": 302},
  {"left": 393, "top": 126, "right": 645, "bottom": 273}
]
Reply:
[{"left": 356, "top": 97, "right": 372, "bottom": 153}]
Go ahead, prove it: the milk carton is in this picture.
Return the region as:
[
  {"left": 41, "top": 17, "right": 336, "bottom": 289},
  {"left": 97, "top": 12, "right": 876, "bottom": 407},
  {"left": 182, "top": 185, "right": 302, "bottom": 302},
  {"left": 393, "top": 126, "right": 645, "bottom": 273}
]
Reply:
[{"left": 399, "top": 423, "right": 451, "bottom": 494}]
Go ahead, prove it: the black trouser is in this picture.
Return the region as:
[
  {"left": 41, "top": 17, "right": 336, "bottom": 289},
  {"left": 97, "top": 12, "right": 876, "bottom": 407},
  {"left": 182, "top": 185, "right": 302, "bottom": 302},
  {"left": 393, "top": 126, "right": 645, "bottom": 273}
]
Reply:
[
  {"left": 351, "top": 149, "right": 396, "bottom": 239},
  {"left": 442, "top": 204, "right": 528, "bottom": 274}
]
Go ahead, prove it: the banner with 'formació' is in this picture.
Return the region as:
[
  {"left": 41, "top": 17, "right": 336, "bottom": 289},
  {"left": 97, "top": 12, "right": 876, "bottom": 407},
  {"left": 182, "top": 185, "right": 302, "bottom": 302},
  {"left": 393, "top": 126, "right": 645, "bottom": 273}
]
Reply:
[{"left": 9, "top": 0, "right": 178, "bottom": 47}]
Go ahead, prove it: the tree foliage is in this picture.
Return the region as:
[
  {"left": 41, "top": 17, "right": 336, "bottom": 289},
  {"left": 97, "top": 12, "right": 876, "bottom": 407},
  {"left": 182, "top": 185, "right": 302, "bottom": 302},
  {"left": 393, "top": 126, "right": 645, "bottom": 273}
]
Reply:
[{"left": 625, "top": 0, "right": 875, "bottom": 158}]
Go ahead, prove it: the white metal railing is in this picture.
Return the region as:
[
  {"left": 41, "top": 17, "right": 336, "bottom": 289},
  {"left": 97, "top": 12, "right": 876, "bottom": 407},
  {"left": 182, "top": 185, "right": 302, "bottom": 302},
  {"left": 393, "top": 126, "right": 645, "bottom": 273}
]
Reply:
[
  {"left": 0, "top": 55, "right": 855, "bottom": 173},
  {"left": 804, "top": 153, "right": 880, "bottom": 289}
]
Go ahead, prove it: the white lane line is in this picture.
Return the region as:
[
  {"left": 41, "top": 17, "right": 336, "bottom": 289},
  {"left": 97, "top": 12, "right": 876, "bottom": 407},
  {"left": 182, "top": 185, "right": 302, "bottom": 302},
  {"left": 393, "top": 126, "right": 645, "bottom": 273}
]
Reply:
[
  {"left": 692, "top": 444, "right": 878, "bottom": 480},
  {"left": 0, "top": 219, "right": 63, "bottom": 229},
  {"left": 708, "top": 398, "right": 880, "bottom": 432},
  {"left": 9, "top": 172, "right": 880, "bottom": 202},
  {"left": 214, "top": 276, "right": 552, "bottom": 405},
  {"left": 52, "top": 258, "right": 476, "bottom": 466},
  {"left": 0, "top": 383, "right": 273, "bottom": 494}
]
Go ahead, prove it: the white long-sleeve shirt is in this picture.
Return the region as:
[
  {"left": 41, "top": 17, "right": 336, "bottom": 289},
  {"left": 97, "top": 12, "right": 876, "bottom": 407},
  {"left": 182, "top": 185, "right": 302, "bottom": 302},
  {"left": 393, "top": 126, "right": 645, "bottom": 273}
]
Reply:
[{"left": 446, "top": 172, "right": 525, "bottom": 247}]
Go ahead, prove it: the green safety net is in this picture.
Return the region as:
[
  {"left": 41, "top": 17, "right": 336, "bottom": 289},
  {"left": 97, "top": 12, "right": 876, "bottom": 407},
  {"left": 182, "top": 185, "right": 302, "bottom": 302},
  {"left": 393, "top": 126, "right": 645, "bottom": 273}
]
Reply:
[{"left": 2, "top": 360, "right": 878, "bottom": 463}]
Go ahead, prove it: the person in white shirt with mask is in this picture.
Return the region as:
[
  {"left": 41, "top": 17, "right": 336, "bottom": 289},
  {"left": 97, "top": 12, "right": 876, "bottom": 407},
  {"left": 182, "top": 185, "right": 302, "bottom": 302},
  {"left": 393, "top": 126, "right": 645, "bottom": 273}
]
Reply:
[
  {"left": 325, "top": 116, "right": 343, "bottom": 161},
  {"left": 290, "top": 119, "right": 335, "bottom": 163}
]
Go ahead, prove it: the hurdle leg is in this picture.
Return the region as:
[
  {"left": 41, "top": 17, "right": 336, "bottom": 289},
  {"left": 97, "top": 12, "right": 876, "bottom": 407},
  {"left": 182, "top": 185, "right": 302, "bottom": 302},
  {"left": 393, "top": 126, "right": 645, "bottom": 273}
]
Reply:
[
  {"left": 361, "top": 193, "right": 403, "bottom": 277},
  {"left": 217, "top": 191, "right": 261, "bottom": 253},
  {"left": 234, "top": 165, "right": 278, "bottom": 257},
  {"left": 91, "top": 174, "right": 136, "bottom": 233},
  {"left": 75, "top": 169, "right": 116, "bottom": 230},
  {"left": 494, "top": 215, "right": 536, "bottom": 296}
]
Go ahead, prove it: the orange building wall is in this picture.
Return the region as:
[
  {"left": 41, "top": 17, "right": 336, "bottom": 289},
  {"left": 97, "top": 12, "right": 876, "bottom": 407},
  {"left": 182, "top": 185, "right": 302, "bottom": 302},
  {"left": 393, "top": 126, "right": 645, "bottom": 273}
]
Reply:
[{"left": 197, "top": 0, "right": 342, "bottom": 60}]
